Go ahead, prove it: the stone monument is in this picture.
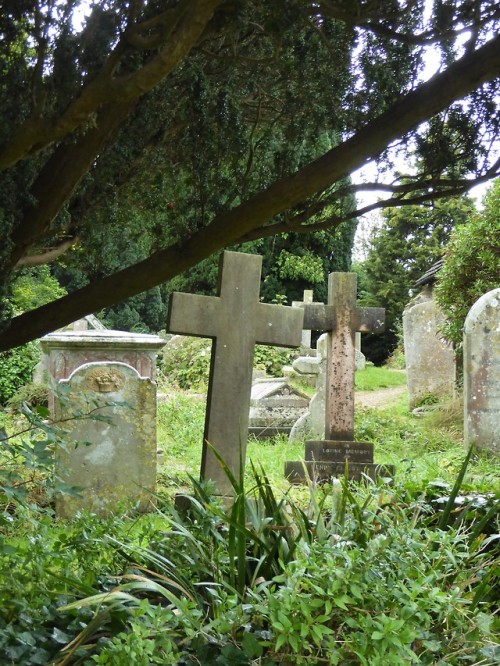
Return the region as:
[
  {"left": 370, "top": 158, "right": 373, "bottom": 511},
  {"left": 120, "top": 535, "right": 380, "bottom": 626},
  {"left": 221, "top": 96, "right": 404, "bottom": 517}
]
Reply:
[
  {"left": 55, "top": 362, "right": 157, "bottom": 517},
  {"left": 248, "top": 378, "right": 310, "bottom": 438},
  {"left": 168, "top": 251, "right": 303, "bottom": 496},
  {"left": 285, "top": 273, "right": 393, "bottom": 482},
  {"left": 40, "top": 329, "right": 165, "bottom": 516},
  {"left": 464, "top": 288, "right": 500, "bottom": 455},
  {"left": 403, "top": 284, "right": 456, "bottom": 408},
  {"left": 289, "top": 333, "right": 328, "bottom": 443}
]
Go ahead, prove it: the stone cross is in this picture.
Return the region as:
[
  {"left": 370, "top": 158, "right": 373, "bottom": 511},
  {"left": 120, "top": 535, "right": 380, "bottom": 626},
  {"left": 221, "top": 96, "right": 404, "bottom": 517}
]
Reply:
[
  {"left": 292, "top": 289, "right": 314, "bottom": 348},
  {"left": 168, "top": 251, "right": 303, "bottom": 495},
  {"left": 285, "top": 273, "right": 392, "bottom": 483},
  {"left": 303, "top": 272, "right": 384, "bottom": 440}
]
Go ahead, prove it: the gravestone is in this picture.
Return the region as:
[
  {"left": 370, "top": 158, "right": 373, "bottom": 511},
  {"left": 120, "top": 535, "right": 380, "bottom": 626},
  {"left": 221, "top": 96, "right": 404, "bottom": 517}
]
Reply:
[
  {"left": 289, "top": 333, "right": 328, "bottom": 443},
  {"left": 285, "top": 273, "right": 393, "bottom": 483},
  {"left": 40, "top": 329, "right": 165, "bottom": 516},
  {"left": 403, "top": 285, "right": 456, "bottom": 408},
  {"left": 464, "top": 288, "right": 500, "bottom": 455},
  {"left": 292, "top": 290, "right": 314, "bottom": 350},
  {"left": 55, "top": 361, "right": 157, "bottom": 517},
  {"left": 355, "top": 332, "right": 366, "bottom": 371},
  {"left": 248, "top": 378, "right": 310, "bottom": 438},
  {"left": 168, "top": 251, "right": 303, "bottom": 496}
]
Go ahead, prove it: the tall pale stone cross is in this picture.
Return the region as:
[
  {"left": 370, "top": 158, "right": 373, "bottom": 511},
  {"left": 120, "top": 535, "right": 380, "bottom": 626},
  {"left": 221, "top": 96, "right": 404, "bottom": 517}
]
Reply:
[
  {"left": 168, "top": 251, "right": 303, "bottom": 495},
  {"left": 292, "top": 289, "right": 314, "bottom": 348},
  {"left": 302, "top": 273, "right": 385, "bottom": 440}
]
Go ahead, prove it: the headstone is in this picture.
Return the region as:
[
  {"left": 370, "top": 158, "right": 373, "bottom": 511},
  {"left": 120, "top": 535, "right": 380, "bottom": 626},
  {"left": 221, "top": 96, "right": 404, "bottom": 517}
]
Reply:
[
  {"left": 355, "top": 332, "right": 366, "bottom": 371},
  {"left": 167, "top": 251, "right": 303, "bottom": 496},
  {"left": 403, "top": 285, "right": 456, "bottom": 408},
  {"left": 292, "top": 290, "right": 314, "bottom": 349},
  {"left": 285, "top": 273, "right": 393, "bottom": 483},
  {"left": 55, "top": 361, "right": 157, "bottom": 517},
  {"left": 464, "top": 288, "right": 500, "bottom": 455},
  {"left": 40, "top": 329, "right": 165, "bottom": 516},
  {"left": 289, "top": 333, "right": 328, "bottom": 442},
  {"left": 248, "top": 378, "right": 310, "bottom": 438}
]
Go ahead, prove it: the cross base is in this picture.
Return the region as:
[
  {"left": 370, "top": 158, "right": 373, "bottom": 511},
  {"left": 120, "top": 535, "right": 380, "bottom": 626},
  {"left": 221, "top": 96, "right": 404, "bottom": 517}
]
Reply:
[{"left": 285, "top": 439, "right": 394, "bottom": 483}]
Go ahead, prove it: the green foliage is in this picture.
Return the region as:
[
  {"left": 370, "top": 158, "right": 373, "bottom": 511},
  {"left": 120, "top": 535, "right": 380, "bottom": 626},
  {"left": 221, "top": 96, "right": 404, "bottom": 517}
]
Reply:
[
  {"left": 0, "top": 341, "right": 39, "bottom": 405},
  {"left": 160, "top": 336, "right": 297, "bottom": 390},
  {"left": 435, "top": 178, "right": 500, "bottom": 348},
  {"left": 49, "top": 458, "right": 499, "bottom": 665},
  {"left": 1, "top": 390, "right": 499, "bottom": 665},
  {"left": 10, "top": 266, "right": 66, "bottom": 313},
  {"left": 159, "top": 337, "right": 212, "bottom": 390},
  {"left": 359, "top": 195, "right": 475, "bottom": 363},
  {"left": 253, "top": 345, "right": 296, "bottom": 377},
  {"left": 0, "top": 511, "right": 132, "bottom": 666}
]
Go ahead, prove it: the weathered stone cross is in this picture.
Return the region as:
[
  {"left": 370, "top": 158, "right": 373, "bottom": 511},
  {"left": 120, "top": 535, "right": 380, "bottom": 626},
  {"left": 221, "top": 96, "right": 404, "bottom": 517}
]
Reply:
[
  {"left": 168, "top": 251, "right": 303, "bottom": 496},
  {"left": 286, "top": 272, "right": 392, "bottom": 482},
  {"left": 304, "top": 272, "right": 384, "bottom": 440}
]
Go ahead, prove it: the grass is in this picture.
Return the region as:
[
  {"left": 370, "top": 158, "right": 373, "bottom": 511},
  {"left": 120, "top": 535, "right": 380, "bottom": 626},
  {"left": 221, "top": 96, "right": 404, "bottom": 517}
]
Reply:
[
  {"left": 157, "top": 370, "right": 500, "bottom": 498},
  {"left": 354, "top": 364, "right": 407, "bottom": 391},
  {"left": 1, "top": 368, "right": 499, "bottom": 665}
]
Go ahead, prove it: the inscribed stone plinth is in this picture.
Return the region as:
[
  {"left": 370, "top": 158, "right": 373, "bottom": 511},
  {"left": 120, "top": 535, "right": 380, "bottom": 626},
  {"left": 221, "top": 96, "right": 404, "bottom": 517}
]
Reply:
[
  {"left": 403, "top": 288, "right": 456, "bottom": 408},
  {"left": 249, "top": 378, "right": 309, "bottom": 438},
  {"left": 55, "top": 362, "right": 157, "bottom": 517},
  {"left": 464, "top": 288, "right": 500, "bottom": 455},
  {"left": 168, "top": 251, "right": 303, "bottom": 496}
]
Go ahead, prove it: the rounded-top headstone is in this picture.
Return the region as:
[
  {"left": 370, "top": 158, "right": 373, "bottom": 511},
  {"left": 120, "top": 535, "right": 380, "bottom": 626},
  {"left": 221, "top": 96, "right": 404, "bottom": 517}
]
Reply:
[{"left": 464, "top": 287, "right": 500, "bottom": 455}]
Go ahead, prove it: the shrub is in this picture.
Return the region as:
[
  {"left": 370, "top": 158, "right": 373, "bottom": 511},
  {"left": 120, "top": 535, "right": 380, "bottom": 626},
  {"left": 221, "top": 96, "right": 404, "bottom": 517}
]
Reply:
[
  {"left": 159, "top": 336, "right": 297, "bottom": 389},
  {"left": 435, "top": 179, "right": 500, "bottom": 349},
  {"left": 0, "top": 342, "right": 40, "bottom": 405}
]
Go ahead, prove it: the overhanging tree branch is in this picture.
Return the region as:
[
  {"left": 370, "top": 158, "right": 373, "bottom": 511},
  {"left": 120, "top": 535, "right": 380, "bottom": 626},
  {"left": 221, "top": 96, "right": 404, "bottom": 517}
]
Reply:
[{"left": 1, "top": 33, "right": 499, "bottom": 351}]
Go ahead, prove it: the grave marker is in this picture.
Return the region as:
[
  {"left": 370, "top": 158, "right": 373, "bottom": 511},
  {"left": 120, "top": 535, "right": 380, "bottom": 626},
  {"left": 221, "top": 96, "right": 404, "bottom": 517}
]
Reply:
[
  {"left": 55, "top": 361, "right": 157, "bottom": 517},
  {"left": 285, "top": 273, "right": 393, "bottom": 482},
  {"left": 464, "top": 288, "right": 500, "bottom": 455},
  {"left": 292, "top": 289, "right": 314, "bottom": 349},
  {"left": 168, "top": 251, "right": 303, "bottom": 495}
]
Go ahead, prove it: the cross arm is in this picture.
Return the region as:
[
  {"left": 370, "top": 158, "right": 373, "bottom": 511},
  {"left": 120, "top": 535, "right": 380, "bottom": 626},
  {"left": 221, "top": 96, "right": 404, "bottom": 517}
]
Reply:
[
  {"left": 352, "top": 307, "right": 385, "bottom": 334},
  {"left": 167, "top": 292, "right": 220, "bottom": 338},
  {"left": 301, "top": 303, "right": 336, "bottom": 331}
]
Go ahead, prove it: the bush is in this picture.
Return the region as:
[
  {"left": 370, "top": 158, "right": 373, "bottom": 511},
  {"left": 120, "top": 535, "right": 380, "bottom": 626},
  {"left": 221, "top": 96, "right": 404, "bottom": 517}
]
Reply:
[
  {"left": 160, "top": 336, "right": 297, "bottom": 389},
  {"left": 435, "top": 179, "right": 500, "bottom": 349},
  {"left": 0, "top": 342, "right": 40, "bottom": 405}
]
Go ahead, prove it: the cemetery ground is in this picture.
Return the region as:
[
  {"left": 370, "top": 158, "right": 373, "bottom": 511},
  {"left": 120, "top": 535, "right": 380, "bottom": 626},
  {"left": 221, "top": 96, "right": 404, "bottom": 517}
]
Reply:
[{"left": 1, "top": 366, "right": 499, "bottom": 665}]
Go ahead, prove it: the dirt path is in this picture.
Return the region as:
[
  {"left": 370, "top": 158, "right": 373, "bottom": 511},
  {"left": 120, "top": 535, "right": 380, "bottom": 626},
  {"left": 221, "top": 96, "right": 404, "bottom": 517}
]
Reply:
[{"left": 355, "top": 384, "right": 407, "bottom": 409}]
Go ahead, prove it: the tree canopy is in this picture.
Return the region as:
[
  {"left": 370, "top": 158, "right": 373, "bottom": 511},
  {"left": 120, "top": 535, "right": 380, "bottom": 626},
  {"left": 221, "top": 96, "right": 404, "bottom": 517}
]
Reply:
[
  {"left": 357, "top": 194, "right": 475, "bottom": 364},
  {"left": 1, "top": 0, "right": 500, "bottom": 350},
  {"left": 435, "top": 178, "right": 500, "bottom": 350}
]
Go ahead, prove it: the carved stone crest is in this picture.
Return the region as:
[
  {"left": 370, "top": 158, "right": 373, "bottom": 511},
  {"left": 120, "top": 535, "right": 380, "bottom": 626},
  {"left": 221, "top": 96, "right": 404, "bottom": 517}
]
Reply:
[{"left": 86, "top": 368, "right": 125, "bottom": 392}]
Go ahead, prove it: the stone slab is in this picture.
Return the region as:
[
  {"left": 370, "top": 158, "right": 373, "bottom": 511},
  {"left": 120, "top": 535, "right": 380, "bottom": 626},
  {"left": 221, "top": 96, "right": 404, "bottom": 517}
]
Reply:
[
  {"left": 305, "top": 440, "right": 373, "bottom": 463},
  {"left": 284, "top": 460, "right": 395, "bottom": 483},
  {"left": 464, "top": 287, "right": 500, "bottom": 455},
  {"left": 55, "top": 361, "right": 157, "bottom": 517},
  {"left": 403, "top": 293, "right": 455, "bottom": 408}
]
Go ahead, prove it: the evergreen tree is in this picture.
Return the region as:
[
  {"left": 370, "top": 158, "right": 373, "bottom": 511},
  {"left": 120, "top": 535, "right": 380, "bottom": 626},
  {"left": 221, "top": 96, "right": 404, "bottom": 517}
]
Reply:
[
  {"left": 1, "top": 1, "right": 499, "bottom": 349},
  {"left": 360, "top": 196, "right": 475, "bottom": 364},
  {"left": 435, "top": 179, "right": 500, "bottom": 350}
]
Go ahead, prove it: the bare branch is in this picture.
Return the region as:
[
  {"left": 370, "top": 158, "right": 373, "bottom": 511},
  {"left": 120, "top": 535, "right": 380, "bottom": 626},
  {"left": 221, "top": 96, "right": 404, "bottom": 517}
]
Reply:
[{"left": 16, "top": 237, "right": 78, "bottom": 267}]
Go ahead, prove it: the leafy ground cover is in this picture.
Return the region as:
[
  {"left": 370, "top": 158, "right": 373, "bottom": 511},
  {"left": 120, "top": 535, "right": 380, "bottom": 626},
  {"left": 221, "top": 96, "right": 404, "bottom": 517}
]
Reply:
[{"left": 0, "top": 369, "right": 499, "bottom": 664}]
